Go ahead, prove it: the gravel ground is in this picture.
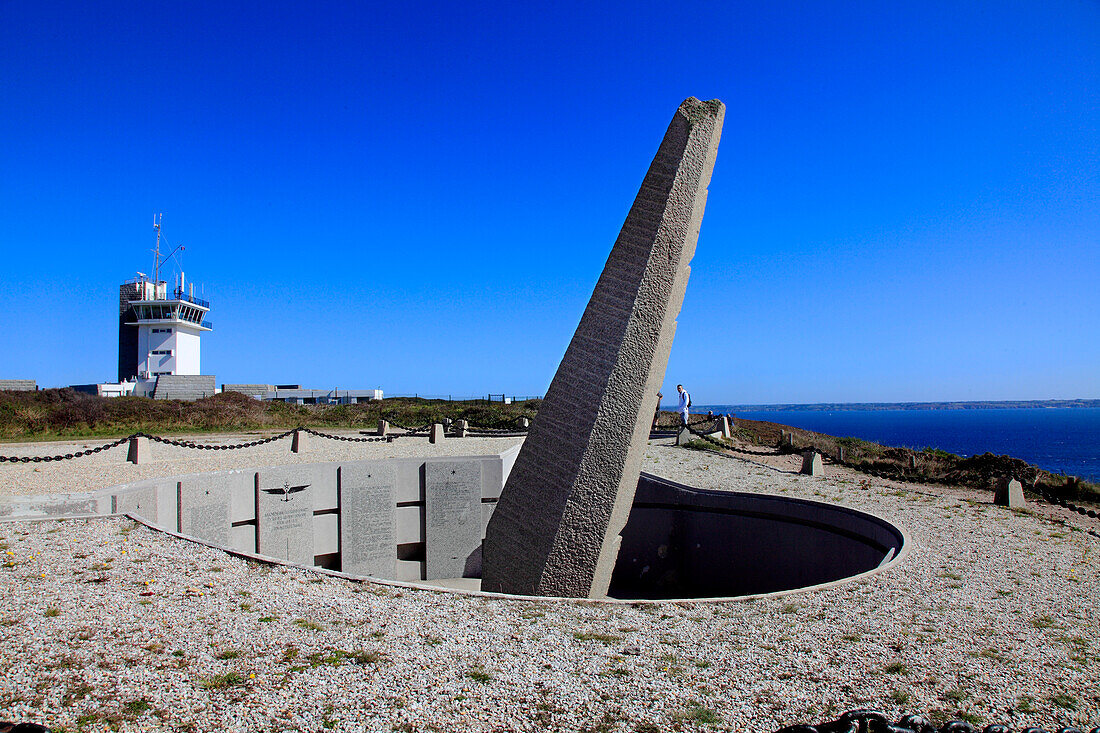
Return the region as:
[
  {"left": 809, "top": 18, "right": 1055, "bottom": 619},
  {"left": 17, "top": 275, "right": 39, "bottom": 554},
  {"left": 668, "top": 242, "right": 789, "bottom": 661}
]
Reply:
[{"left": 0, "top": 435, "right": 1098, "bottom": 732}]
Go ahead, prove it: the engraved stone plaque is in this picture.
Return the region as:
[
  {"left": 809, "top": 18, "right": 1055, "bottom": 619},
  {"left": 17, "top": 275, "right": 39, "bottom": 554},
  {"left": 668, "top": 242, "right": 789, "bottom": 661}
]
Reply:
[
  {"left": 339, "top": 463, "right": 397, "bottom": 578},
  {"left": 256, "top": 466, "right": 324, "bottom": 565},
  {"left": 116, "top": 484, "right": 158, "bottom": 523},
  {"left": 178, "top": 472, "right": 245, "bottom": 548},
  {"left": 424, "top": 461, "right": 482, "bottom": 580}
]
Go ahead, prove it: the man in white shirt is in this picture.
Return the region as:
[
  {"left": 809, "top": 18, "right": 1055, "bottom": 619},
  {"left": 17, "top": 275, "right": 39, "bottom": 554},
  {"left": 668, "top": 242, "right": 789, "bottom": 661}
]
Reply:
[{"left": 676, "top": 384, "right": 691, "bottom": 425}]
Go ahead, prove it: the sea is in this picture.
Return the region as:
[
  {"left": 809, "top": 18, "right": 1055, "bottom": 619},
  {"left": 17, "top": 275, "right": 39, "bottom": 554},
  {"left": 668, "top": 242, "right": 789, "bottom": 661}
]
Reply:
[{"left": 694, "top": 406, "right": 1100, "bottom": 483}]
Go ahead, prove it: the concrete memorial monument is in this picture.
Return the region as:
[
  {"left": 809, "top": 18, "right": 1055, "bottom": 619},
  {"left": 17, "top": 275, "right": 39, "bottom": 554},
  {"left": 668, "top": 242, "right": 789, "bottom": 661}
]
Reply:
[
  {"left": 483, "top": 97, "right": 725, "bottom": 598},
  {"left": 424, "top": 461, "right": 482, "bottom": 579},
  {"left": 340, "top": 464, "right": 398, "bottom": 578},
  {"left": 256, "top": 466, "right": 326, "bottom": 564}
]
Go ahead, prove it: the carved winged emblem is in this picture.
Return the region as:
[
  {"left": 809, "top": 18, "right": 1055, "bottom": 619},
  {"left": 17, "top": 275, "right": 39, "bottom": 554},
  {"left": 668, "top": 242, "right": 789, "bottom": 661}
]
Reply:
[{"left": 262, "top": 480, "right": 310, "bottom": 502}]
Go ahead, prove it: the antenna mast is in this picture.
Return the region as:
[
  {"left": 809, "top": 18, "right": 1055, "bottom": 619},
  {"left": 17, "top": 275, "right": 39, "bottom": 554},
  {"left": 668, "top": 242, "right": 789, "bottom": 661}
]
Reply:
[{"left": 152, "top": 213, "right": 163, "bottom": 284}]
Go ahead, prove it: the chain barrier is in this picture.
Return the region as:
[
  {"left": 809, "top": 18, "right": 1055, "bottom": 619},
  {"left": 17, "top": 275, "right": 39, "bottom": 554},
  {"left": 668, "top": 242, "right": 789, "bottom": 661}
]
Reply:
[
  {"left": 775, "top": 707, "right": 1098, "bottom": 733},
  {"left": 680, "top": 425, "right": 1100, "bottom": 533},
  {"left": 791, "top": 440, "right": 1100, "bottom": 527},
  {"left": 139, "top": 429, "right": 297, "bottom": 451},
  {"left": 0, "top": 435, "right": 132, "bottom": 463},
  {"left": 1, "top": 428, "right": 295, "bottom": 462},
  {"left": 464, "top": 422, "right": 530, "bottom": 437},
  {"left": 301, "top": 428, "right": 394, "bottom": 443},
  {"left": 385, "top": 420, "right": 431, "bottom": 433},
  {"left": 1028, "top": 483, "right": 1100, "bottom": 526}
]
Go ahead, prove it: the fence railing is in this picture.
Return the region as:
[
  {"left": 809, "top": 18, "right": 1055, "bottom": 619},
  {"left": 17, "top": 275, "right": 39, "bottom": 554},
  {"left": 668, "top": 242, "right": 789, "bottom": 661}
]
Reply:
[
  {"left": 172, "top": 288, "right": 210, "bottom": 308},
  {"left": 385, "top": 394, "right": 542, "bottom": 403}
]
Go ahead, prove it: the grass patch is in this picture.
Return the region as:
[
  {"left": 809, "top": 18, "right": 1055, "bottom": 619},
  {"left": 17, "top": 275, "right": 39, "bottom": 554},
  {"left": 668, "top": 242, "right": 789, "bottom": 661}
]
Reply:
[
  {"left": 970, "top": 648, "right": 1006, "bottom": 662},
  {"left": 957, "top": 711, "right": 982, "bottom": 727},
  {"left": 466, "top": 665, "right": 491, "bottom": 683},
  {"left": 215, "top": 649, "right": 241, "bottom": 660},
  {"left": 1030, "top": 614, "right": 1056, "bottom": 629},
  {"left": 199, "top": 672, "right": 246, "bottom": 689},
  {"left": 573, "top": 631, "right": 623, "bottom": 644},
  {"left": 307, "top": 649, "right": 346, "bottom": 667},
  {"left": 63, "top": 683, "right": 94, "bottom": 706},
  {"left": 350, "top": 649, "right": 385, "bottom": 665},
  {"left": 1050, "top": 693, "right": 1077, "bottom": 710},
  {"left": 122, "top": 698, "right": 152, "bottom": 716},
  {"left": 675, "top": 704, "right": 721, "bottom": 725},
  {"left": 44, "top": 607, "right": 60, "bottom": 617},
  {"left": 889, "top": 690, "right": 911, "bottom": 705},
  {"left": 944, "top": 687, "right": 965, "bottom": 704},
  {"left": 682, "top": 438, "right": 729, "bottom": 454},
  {"left": 293, "top": 618, "right": 323, "bottom": 631},
  {"left": 882, "top": 661, "right": 909, "bottom": 675}
]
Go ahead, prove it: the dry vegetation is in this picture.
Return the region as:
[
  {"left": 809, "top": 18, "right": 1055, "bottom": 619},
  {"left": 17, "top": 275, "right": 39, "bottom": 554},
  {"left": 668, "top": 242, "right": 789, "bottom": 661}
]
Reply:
[{"left": 0, "top": 389, "right": 539, "bottom": 441}]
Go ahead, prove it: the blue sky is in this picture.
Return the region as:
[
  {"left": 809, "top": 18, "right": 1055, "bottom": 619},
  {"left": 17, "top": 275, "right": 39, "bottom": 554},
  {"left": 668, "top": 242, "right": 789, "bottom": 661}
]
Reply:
[{"left": 1, "top": 1, "right": 1097, "bottom": 404}]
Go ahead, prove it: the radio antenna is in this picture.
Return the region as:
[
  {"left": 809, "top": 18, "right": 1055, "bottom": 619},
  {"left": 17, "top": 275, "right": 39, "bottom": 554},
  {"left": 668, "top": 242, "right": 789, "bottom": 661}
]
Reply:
[{"left": 152, "top": 213, "right": 163, "bottom": 284}]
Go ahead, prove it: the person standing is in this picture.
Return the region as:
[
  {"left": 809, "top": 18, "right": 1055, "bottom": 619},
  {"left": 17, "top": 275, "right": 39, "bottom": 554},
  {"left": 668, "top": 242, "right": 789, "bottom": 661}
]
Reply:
[{"left": 676, "top": 384, "right": 691, "bottom": 425}]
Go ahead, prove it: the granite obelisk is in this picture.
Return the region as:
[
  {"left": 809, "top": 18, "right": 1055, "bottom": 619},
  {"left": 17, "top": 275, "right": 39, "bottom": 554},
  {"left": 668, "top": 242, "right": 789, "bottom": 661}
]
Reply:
[{"left": 482, "top": 97, "right": 725, "bottom": 598}]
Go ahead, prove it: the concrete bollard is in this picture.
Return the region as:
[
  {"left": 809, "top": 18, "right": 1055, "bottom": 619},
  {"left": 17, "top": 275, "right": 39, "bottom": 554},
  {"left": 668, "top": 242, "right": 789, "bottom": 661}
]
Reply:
[
  {"left": 908, "top": 455, "right": 917, "bottom": 470},
  {"left": 456, "top": 419, "right": 469, "bottom": 438},
  {"left": 291, "top": 429, "right": 307, "bottom": 454},
  {"left": 994, "top": 477, "right": 1026, "bottom": 508},
  {"left": 377, "top": 420, "right": 389, "bottom": 436},
  {"left": 127, "top": 436, "right": 149, "bottom": 465},
  {"left": 677, "top": 426, "right": 693, "bottom": 446},
  {"left": 518, "top": 417, "right": 530, "bottom": 429},
  {"left": 719, "top": 416, "right": 731, "bottom": 439},
  {"left": 800, "top": 451, "right": 824, "bottom": 477},
  {"left": 837, "top": 445, "right": 845, "bottom": 463},
  {"left": 430, "top": 423, "right": 445, "bottom": 444}
]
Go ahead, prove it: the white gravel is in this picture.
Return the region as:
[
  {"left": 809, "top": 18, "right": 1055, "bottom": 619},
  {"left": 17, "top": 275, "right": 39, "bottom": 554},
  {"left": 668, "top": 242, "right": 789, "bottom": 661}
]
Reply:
[{"left": 0, "top": 435, "right": 1097, "bottom": 732}]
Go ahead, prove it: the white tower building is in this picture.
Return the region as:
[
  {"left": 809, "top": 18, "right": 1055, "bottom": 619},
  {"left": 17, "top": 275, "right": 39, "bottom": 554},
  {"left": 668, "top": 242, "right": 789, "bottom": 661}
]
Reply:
[
  {"left": 123, "top": 276, "right": 212, "bottom": 379},
  {"left": 116, "top": 216, "right": 214, "bottom": 399}
]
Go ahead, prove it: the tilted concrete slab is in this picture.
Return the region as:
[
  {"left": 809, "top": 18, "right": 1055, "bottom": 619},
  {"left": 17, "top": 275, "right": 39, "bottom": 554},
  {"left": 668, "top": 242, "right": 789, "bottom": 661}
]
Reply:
[{"left": 482, "top": 97, "right": 725, "bottom": 598}]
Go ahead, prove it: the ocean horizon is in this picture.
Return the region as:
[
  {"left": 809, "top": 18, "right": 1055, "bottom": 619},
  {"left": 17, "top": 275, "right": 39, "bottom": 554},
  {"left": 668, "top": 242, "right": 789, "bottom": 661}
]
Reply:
[{"left": 688, "top": 404, "right": 1100, "bottom": 483}]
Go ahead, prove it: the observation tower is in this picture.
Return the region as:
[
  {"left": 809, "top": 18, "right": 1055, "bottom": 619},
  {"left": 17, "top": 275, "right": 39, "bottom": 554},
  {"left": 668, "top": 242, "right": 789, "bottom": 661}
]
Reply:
[{"left": 117, "top": 215, "right": 213, "bottom": 390}]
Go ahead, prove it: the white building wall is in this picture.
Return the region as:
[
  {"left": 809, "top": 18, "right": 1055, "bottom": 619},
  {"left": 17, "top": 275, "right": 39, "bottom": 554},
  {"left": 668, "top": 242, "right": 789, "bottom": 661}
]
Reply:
[
  {"left": 135, "top": 324, "right": 201, "bottom": 376},
  {"left": 174, "top": 328, "right": 201, "bottom": 375}
]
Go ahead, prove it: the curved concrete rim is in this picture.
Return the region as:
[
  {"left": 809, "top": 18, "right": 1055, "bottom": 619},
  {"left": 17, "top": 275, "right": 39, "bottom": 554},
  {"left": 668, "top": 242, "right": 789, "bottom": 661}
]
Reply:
[{"left": 98, "top": 498, "right": 912, "bottom": 605}]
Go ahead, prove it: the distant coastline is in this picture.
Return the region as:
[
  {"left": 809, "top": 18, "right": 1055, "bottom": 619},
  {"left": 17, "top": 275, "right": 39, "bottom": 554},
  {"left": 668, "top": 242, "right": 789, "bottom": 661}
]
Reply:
[{"left": 695, "top": 399, "right": 1100, "bottom": 412}]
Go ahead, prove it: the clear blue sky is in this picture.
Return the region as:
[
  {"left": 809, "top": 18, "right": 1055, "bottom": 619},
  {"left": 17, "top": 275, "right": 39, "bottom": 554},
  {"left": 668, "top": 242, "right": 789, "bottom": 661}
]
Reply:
[{"left": 2, "top": 1, "right": 1097, "bottom": 404}]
